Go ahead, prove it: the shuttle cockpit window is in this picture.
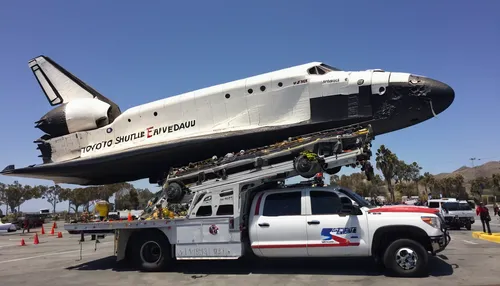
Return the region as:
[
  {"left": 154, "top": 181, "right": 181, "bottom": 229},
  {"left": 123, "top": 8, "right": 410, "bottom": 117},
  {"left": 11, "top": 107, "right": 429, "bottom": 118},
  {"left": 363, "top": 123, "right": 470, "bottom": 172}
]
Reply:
[
  {"left": 308, "top": 66, "right": 319, "bottom": 75},
  {"left": 307, "top": 64, "right": 341, "bottom": 75},
  {"left": 307, "top": 66, "right": 326, "bottom": 75},
  {"left": 320, "top": 63, "right": 342, "bottom": 72}
]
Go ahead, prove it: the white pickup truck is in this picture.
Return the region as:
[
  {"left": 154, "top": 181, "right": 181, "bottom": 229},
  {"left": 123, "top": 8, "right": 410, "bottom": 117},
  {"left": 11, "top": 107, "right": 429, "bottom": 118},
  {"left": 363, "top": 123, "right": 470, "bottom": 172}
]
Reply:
[
  {"left": 66, "top": 152, "right": 450, "bottom": 278},
  {"left": 428, "top": 198, "right": 475, "bottom": 230}
]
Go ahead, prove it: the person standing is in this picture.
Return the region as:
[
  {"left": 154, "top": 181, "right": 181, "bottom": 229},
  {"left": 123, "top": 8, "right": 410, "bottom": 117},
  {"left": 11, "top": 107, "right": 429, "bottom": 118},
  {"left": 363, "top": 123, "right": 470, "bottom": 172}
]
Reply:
[
  {"left": 22, "top": 216, "right": 30, "bottom": 234},
  {"left": 476, "top": 202, "right": 492, "bottom": 234}
]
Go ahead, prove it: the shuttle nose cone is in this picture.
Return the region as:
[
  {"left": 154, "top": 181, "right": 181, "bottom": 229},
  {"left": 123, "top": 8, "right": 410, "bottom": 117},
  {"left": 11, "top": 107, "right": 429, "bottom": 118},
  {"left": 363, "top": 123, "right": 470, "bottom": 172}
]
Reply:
[{"left": 409, "top": 75, "right": 455, "bottom": 115}]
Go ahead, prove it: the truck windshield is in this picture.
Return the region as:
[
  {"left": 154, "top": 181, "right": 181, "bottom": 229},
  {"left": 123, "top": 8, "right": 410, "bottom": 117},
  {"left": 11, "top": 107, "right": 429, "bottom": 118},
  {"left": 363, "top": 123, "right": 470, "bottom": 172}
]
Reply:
[
  {"left": 459, "top": 203, "right": 472, "bottom": 211},
  {"left": 443, "top": 202, "right": 460, "bottom": 211}
]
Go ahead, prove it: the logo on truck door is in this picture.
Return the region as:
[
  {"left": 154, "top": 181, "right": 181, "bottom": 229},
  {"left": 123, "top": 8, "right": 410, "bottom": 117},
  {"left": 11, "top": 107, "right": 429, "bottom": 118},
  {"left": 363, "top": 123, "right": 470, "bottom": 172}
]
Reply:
[
  {"left": 320, "top": 227, "right": 359, "bottom": 246},
  {"left": 209, "top": 224, "right": 219, "bottom": 235}
]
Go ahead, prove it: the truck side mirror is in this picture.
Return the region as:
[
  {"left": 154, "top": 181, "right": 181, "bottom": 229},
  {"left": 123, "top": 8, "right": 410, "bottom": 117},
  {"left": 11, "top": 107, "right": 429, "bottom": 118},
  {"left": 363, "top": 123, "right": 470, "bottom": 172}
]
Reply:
[{"left": 340, "top": 204, "right": 361, "bottom": 215}]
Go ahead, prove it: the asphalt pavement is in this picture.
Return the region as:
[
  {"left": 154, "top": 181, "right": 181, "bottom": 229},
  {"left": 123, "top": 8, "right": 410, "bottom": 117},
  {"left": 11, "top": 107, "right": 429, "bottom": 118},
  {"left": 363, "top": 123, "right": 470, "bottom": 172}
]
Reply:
[{"left": 0, "top": 219, "right": 499, "bottom": 286}]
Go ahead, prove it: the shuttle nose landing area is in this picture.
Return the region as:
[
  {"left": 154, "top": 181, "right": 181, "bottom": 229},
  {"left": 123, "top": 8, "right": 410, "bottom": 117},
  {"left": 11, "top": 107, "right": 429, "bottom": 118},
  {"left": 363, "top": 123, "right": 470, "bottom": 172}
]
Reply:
[
  {"left": 406, "top": 75, "right": 455, "bottom": 116},
  {"left": 372, "top": 74, "right": 455, "bottom": 135}
]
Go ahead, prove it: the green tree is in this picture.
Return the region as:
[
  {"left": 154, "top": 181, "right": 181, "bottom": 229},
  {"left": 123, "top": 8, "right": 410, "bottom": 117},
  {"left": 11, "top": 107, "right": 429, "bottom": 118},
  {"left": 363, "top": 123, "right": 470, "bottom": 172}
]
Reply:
[
  {"left": 375, "top": 145, "right": 398, "bottom": 202},
  {"left": 0, "top": 183, "right": 6, "bottom": 215},
  {"left": 40, "top": 185, "right": 67, "bottom": 213},
  {"left": 330, "top": 172, "right": 366, "bottom": 191},
  {"left": 419, "top": 172, "right": 435, "bottom": 196},
  {"left": 59, "top": 188, "right": 90, "bottom": 214},
  {"left": 4, "top": 181, "right": 43, "bottom": 213},
  {"left": 129, "top": 189, "right": 140, "bottom": 210},
  {"left": 491, "top": 173, "right": 500, "bottom": 196},
  {"left": 407, "top": 162, "right": 422, "bottom": 194},
  {"left": 393, "top": 160, "right": 410, "bottom": 184},
  {"left": 470, "top": 176, "right": 490, "bottom": 200},
  {"left": 331, "top": 173, "right": 386, "bottom": 199},
  {"left": 137, "top": 188, "right": 155, "bottom": 209},
  {"left": 112, "top": 183, "right": 136, "bottom": 210},
  {"left": 395, "top": 182, "right": 417, "bottom": 197}
]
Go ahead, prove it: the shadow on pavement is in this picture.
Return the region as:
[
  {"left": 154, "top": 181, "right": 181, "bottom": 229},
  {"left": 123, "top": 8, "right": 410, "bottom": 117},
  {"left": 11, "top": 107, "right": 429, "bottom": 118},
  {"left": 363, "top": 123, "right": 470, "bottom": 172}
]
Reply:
[{"left": 66, "top": 256, "right": 454, "bottom": 277}]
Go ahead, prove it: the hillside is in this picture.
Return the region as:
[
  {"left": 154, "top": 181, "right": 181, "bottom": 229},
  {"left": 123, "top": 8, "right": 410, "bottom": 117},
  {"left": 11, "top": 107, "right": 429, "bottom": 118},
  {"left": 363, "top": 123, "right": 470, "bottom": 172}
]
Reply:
[{"left": 433, "top": 161, "right": 500, "bottom": 181}]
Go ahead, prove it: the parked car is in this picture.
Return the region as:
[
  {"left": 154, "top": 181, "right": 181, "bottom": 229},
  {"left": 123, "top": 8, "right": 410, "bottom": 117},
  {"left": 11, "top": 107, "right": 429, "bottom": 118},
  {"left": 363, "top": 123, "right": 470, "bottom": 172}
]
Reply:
[
  {"left": 14, "top": 214, "right": 46, "bottom": 229},
  {"left": 0, "top": 221, "right": 17, "bottom": 232}
]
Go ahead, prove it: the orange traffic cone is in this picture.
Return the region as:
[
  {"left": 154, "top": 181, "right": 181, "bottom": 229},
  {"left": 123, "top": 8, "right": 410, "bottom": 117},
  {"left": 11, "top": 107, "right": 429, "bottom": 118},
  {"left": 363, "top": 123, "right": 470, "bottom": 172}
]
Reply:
[
  {"left": 127, "top": 212, "right": 132, "bottom": 221},
  {"left": 20, "top": 238, "right": 26, "bottom": 246},
  {"left": 53, "top": 221, "right": 57, "bottom": 229},
  {"left": 50, "top": 226, "right": 55, "bottom": 235},
  {"left": 41, "top": 225, "right": 45, "bottom": 235},
  {"left": 57, "top": 232, "right": 63, "bottom": 238},
  {"left": 33, "top": 233, "right": 39, "bottom": 245}
]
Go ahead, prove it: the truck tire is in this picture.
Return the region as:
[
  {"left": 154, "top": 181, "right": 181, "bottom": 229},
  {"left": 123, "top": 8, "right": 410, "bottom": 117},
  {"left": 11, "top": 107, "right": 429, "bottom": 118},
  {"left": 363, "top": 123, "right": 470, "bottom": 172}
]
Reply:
[
  {"left": 132, "top": 231, "right": 171, "bottom": 272},
  {"left": 465, "top": 221, "right": 471, "bottom": 230},
  {"left": 382, "top": 238, "right": 428, "bottom": 277}
]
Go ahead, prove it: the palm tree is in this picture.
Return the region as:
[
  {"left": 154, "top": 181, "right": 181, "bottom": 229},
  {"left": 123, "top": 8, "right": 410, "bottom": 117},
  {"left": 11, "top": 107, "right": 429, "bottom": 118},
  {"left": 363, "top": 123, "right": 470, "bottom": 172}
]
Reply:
[{"left": 376, "top": 145, "right": 398, "bottom": 202}]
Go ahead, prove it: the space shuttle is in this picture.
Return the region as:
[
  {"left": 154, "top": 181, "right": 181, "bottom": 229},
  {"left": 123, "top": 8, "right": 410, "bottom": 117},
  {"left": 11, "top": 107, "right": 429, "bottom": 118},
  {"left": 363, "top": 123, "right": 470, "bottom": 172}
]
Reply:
[{"left": 1, "top": 55, "right": 454, "bottom": 185}]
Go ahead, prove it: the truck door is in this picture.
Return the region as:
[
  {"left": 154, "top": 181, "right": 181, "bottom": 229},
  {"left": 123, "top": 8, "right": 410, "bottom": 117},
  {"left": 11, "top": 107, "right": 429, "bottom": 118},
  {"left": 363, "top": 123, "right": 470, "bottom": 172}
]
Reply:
[
  {"left": 252, "top": 190, "right": 308, "bottom": 257},
  {"left": 305, "top": 189, "right": 370, "bottom": 257}
]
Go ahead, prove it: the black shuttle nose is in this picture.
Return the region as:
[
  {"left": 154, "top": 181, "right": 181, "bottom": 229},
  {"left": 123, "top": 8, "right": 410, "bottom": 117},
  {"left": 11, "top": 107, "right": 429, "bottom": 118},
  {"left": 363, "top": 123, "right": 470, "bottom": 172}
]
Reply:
[{"left": 408, "top": 75, "right": 455, "bottom": 115}]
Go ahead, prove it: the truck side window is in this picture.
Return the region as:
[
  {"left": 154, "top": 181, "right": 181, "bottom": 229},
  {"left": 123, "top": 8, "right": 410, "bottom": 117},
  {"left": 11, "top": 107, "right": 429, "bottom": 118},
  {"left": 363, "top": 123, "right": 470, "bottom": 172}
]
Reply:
[
  {"left": 216, "top": 205, "right": 234, "bottom": 215},
  {"left": 196, "top": 206, "right": 212, "bottom": 216},
  {"left": 263, "top": 192, "right": 301, "bottom": 216},
  {"left": 310, "top": 191, "right": 342, "bottom": 215}
]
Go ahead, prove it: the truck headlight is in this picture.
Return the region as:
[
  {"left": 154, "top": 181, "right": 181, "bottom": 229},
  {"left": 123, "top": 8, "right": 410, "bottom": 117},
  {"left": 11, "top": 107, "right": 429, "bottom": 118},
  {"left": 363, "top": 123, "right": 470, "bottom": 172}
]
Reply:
[{"left": 421, "top": 216, "right": 440, "bottom": 229}]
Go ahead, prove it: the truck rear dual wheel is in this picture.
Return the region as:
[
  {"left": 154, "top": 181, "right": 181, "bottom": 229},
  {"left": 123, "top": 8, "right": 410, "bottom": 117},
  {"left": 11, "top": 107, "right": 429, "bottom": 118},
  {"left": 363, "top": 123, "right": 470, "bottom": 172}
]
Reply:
[
  {"left": 132, "top": 231, "right": 171, "bottom": 272},
  {"left": 383, "top": 239, "right": 428, "bottom": 277}
]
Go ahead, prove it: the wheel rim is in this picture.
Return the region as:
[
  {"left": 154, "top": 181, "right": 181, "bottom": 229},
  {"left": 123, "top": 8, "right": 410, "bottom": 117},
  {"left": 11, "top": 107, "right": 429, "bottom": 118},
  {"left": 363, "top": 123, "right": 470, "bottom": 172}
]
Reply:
[
  {"left": 395, "top": 247, "right": 418, "bottom": 270},
  {"left": 140, "top": 241, "right": 162, "bottom": 264}
]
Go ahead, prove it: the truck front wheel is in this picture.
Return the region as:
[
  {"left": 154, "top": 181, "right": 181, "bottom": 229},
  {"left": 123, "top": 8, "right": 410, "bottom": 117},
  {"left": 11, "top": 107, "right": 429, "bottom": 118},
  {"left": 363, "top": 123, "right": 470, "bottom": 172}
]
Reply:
[
  {"left": 132, "top": 231, "right": 171, "bottom": 272},
  {"left": 382, "top": 238, "right": 428, "bottom": 277},
  {"left": 465, "top": 221, "right": 472, "bottom": 230}
]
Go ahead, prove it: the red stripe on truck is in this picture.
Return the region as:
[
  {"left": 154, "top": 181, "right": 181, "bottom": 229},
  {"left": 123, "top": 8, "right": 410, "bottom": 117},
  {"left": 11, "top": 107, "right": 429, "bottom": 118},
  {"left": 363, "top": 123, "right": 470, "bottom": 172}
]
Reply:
[
  {"left": 254, "top": 193, "right": 264, "bottom": 215},
  {"left": 252, "top": 243, "right": 360, "bottom": 249},
  {"left": 368, "top": 206, "right": 439, "bottom": 214}
]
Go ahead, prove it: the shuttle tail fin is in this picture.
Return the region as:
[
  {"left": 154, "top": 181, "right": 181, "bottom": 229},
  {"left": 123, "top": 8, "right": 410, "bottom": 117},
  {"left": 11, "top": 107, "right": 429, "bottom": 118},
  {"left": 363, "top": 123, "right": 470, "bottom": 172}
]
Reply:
[{"left": 28, "top": 55, "right": 121, "bottom": 121}]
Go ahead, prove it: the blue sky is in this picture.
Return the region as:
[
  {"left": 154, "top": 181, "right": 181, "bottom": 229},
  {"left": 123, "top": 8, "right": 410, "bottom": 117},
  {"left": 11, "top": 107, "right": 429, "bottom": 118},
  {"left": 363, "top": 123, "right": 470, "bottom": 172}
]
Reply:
[{"left": 0, "top": 0, "right": 498, "bottom": 212}]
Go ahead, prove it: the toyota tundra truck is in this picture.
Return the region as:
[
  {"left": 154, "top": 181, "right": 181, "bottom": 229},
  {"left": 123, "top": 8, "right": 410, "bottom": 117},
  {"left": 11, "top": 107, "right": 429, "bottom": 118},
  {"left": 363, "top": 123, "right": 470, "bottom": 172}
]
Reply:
[{"left": 66, "top": 150, "right": 450, "bottom": 278}]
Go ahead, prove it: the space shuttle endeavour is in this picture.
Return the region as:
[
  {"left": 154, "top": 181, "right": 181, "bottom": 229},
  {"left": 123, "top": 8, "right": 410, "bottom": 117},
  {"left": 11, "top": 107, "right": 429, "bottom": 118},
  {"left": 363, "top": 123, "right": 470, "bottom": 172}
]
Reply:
[{"left": 1, "top": 55, "right": 454, "bottom": 185}]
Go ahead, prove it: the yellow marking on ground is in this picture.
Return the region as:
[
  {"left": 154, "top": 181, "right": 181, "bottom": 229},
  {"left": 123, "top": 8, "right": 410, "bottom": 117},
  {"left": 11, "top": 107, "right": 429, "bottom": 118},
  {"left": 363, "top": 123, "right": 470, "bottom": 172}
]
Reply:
[{"left": 472, "top": 231, "right": 500, "bottom": 243}]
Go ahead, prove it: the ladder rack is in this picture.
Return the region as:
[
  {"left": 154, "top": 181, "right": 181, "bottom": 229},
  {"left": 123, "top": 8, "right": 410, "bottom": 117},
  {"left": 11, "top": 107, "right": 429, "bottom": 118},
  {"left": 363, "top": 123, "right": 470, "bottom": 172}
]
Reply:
[{"left": 187, "top": 145, "right": 370, "bottom": 193}]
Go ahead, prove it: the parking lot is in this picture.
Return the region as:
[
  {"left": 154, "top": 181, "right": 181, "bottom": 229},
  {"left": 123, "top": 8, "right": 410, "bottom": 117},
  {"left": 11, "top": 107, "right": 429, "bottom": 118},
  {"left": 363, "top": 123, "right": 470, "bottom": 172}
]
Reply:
[{"left": 1, "top": 219, "right": 499, "bottom": 286}]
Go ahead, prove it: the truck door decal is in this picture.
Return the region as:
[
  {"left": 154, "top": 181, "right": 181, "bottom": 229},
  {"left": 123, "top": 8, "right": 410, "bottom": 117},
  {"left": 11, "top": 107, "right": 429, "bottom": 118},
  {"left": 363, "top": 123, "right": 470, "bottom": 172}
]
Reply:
[{"left": 316, "top": 227, "right": 360, "bottom": 247}]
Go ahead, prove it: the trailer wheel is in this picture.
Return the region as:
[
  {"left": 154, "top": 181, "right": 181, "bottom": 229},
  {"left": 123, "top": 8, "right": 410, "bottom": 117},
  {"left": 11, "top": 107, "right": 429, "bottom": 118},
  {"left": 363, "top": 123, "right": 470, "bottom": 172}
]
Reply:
[
  {"left": 132, "top": 231, "right": 171, "bottom": 272},
  {"left": 383, "top": 238, "right": 428, "bottom": 277}
]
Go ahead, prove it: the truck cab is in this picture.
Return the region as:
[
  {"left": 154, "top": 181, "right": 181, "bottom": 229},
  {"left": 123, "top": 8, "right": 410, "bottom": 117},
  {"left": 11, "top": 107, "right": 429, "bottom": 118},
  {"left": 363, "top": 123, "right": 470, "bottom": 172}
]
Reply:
[{"left": 247, "top": 185, "right": 449, "bottom": 276}]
